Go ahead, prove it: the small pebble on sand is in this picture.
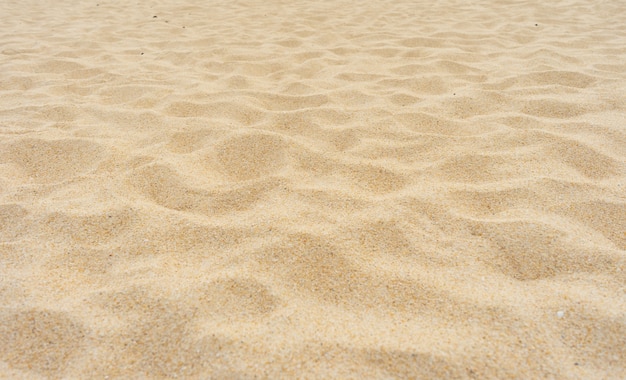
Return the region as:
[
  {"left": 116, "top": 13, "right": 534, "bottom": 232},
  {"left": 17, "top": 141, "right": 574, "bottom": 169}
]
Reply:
[{"left": 556, "top": 311, "right": 565, "bottom": 318}]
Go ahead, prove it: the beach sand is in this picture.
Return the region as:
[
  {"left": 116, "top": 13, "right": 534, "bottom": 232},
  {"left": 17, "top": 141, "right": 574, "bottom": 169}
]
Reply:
[{"left": 1, "top": 0, "right": 625, "bottom": 378}]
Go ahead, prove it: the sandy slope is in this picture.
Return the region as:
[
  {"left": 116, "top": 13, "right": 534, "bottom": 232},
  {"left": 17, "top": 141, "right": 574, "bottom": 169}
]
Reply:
[{"left": 1, "top": 0, "right": 625, "bottom": 378}]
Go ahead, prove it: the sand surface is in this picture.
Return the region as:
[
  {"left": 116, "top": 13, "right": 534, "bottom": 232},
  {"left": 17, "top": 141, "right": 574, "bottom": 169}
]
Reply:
[{"left": 1, "top": 0, "right": 625, "bottom": 378}]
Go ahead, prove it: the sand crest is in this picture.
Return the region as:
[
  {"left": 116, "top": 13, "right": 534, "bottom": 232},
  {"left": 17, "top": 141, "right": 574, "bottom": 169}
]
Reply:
[{"left": 1, "top": 0, "right": 625, "bottom": 378}]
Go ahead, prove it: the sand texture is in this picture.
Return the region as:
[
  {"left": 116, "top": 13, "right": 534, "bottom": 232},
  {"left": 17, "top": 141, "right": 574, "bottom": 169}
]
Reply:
[{"left": 1, "top": 0, "right": 625, "bottom": 378}]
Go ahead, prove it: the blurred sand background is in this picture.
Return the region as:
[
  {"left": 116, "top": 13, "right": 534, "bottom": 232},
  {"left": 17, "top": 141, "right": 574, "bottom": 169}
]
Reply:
[{"left": 1, "top": 0, "right": 625, "bottom": 378}]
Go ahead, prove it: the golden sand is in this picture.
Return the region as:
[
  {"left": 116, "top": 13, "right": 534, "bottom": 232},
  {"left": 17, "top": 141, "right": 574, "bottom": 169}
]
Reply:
[{"left": 1, "top": 0, "right": 625, "bottom": 378}]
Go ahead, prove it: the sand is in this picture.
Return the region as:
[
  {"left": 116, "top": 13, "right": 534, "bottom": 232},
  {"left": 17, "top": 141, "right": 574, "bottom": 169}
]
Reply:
[{"left": 1, "top": 0, "right": 625, "bottom": 378}]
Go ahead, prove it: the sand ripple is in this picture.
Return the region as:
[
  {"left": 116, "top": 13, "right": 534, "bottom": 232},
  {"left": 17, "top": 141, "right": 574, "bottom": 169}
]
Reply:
[{"left": 1, "top": 0, "right": 625, "bottom": 378}]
